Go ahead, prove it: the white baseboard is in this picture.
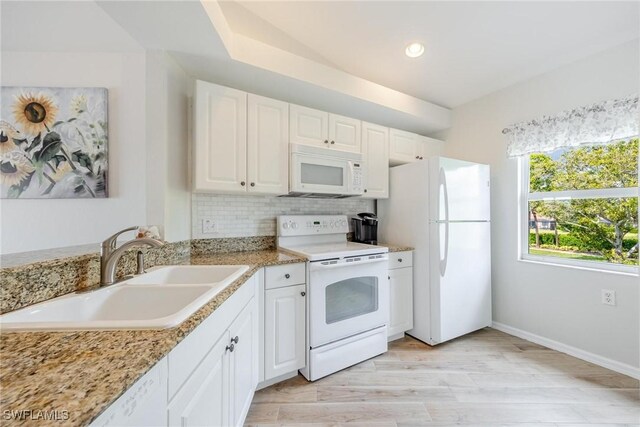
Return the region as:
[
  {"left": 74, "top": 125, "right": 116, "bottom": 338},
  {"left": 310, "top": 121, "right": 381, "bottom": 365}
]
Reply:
[
  {"left": 491, "top": 321, "right": 640, "bottom": 380},
  {"left": 256, "top": 370, "right": 298, "bottom": 391},
  {"left": 387, "top": 332, "right": 405, "bottom": 342}
]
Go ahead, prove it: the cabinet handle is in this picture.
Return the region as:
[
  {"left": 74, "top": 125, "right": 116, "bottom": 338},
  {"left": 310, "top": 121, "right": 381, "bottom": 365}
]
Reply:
[
  {"left": 388, "top": 276, "right": 391, "bottom": 280},
  {"left": 364, "top": 189, "right": 368, "bottom": 193},
  {"left": 285, "top": 273, "right": 290, "bottom": 279},
  {"left": 419, "top": 156, "right": 424, "bottom": 160},
  {"left": 250, "top": 182, "right": 255, "bottom": 187},
  {"left": 330, "top": 140, "right": 335, "bottom": 144},
  {"left": 415, "top": 155, "right": 420, "bottom": 159},
  {"left": 240, "top": 181, "right": 246, "bottom": 186},
  {"left": 231, "top": 336, "right": 239, "bottom": 344},
  {"left": 324, "top": 140, "right": 329, "bottom": 144},
  {"left": 301, "top": 291, "right": 306, "bottom": 296},
  {"left": 398, "top": 258, "right": 403, "bottom": 262},
  {"left": 226, "top": 343, "right": 235, "bottom": 353}
]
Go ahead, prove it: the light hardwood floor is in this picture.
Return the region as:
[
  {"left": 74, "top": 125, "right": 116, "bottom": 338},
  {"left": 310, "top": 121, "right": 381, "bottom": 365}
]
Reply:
[{"left": 245, "top": 328, "right": 640, "bottom": 426}]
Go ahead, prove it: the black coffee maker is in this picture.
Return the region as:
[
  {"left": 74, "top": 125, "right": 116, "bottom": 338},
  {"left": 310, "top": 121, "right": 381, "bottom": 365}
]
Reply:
[{"left": 352, "top": 212, "right": 379, "bottom": 245}]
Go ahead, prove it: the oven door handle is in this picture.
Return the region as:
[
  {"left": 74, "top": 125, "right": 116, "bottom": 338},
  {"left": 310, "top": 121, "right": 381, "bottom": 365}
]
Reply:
[{"left": 309, "top": 256, "right": 388, "bottom": 270}]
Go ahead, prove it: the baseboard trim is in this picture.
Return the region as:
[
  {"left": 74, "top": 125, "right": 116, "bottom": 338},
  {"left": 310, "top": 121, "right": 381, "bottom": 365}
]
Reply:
[
  {"left": 256, "top": 370, "right": 298, "bottom": 391},
  {"left": 491, "top": 321, "right": 640, "bottom": 380},
  {"left": 387, "top": 332, "right": 405, "bottom": 342}
]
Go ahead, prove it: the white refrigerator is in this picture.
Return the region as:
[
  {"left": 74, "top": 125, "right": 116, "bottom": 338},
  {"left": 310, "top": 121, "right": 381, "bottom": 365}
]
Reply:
[{"left": 378, "top": 157, "right": 492, "bottom": 345}]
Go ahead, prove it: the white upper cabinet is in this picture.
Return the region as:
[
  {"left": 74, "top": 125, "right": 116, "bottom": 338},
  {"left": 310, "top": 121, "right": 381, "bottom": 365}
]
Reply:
[
  {"left": 193, "top": 81, "right": 248, "bottom": 192},
  {"left": 328, "top": 114, "right": 361, "bottom": 152},
  {"left": 289, "top": 105, "right": 329, "bottom": 147},
  {"left": 247, "top": 94, "right": 289, "bottom": 194},
  {"left": 193, "top": 81, "right": 288, "bottom": 195},
  {"left": 361, "top": 122, "right": 389, "bottom": 199},
  {"left": 390, "top": 128, "right": 445, "bottom": 166},
  {"left": 290, "top": 105, "right": 361, "bottom": 152},
  {"left": 416, "top": 135, "right": 445, "bottom": 159},
  {"left": 389, "top": 128, "right": 418, "bottom": 165}
]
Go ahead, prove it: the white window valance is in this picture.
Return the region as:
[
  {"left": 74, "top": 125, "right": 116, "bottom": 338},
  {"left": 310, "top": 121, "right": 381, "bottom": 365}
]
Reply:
[{"left": 503, "top": 94, "right": 639, "bottom": 158}]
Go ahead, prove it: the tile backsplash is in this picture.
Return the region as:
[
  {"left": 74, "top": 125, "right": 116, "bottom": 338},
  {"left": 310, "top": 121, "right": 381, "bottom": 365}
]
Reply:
[{"left": 192, "top": 194, "right": 375, "bottom": 239}]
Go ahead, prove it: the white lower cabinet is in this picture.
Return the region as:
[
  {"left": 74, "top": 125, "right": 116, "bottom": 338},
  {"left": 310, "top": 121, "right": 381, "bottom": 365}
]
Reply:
[
  {"left": 168, "top": 332, "right": 230, "bottom": 427},
  {"left": 388, "top": 251, "right": 414, "bottom": 338},
  {"left": 229, "top": 299, "right": 259, "bottom": 426},
  {"left": 168, "top": 298, "right": 257, "bottom": 427},
  {"left": 91, "top": 274, "right": 259, "bottom": 427},
  {"left": 264, "top": 284, "right": 306, "bottom": 380}
]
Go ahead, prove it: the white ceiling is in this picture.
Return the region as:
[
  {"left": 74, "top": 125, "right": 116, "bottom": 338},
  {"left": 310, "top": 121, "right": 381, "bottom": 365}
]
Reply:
[
  {"left": 229, "top": 1, "right": 640, "bottom": 108},
  {"left": 6, "top": 1, "right": 638, "bottom": 134}
]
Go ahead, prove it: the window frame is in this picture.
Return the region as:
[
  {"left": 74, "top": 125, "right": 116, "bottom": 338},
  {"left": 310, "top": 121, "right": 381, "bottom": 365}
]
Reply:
[{"left": 518, "top": 154, "right": 639, "bottom": 276}]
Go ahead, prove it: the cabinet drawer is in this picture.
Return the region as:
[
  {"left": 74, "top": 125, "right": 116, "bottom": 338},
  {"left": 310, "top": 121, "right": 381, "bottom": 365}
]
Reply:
[
  {"left": 265, "top": 263, "right": 306, "bottom": 289},
  {"left": 388, "top": 251, "right": 413, "bottom": 269}
]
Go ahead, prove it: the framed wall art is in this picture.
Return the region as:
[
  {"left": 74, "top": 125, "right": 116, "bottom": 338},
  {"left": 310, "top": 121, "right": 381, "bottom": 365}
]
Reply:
[{"left": 0, "top": 87, "right": 108, "bottom": 198}]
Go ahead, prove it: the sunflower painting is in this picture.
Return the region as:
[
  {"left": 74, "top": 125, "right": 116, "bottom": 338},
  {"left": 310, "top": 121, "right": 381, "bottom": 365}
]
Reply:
[{"left": 0, "top": 87, "right": 108, "bottom": 198}]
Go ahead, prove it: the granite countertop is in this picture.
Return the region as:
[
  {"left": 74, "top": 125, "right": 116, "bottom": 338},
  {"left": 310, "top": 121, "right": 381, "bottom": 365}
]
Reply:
[
  {"left": 378, "top": 243, "right": 414, "bottom": 253},
  {"left": 0, "top": 250, "right": 305, "bottom": 426}
]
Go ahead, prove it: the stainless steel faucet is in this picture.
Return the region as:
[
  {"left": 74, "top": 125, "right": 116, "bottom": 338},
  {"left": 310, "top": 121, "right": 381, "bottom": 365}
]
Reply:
[{"left": 100, "top": 226, "right": 164, "bottom": 286}]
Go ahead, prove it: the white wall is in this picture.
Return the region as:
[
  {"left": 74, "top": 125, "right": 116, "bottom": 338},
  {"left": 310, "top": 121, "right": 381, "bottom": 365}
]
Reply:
[
  {"left": 0, "top": 52, "right": 148, "bottom": 254},
  {"left": 442, "top": 40, "right": 640, "bottom": 370},
  {"left": 0, "top": 52, "right": 193, "bottom": 254},
  {"left": 145, "top": 51, "right": 192, "bottom": 242}
]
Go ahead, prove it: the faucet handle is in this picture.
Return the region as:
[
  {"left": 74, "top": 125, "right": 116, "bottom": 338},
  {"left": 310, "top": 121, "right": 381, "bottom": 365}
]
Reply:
[{"left": 102, "top": 226, "right": 138, "bottom": 251}]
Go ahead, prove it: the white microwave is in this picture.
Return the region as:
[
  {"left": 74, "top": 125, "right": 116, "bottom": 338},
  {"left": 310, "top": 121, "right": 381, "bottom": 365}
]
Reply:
[{"left": 289, "top": 144, "right": 364, "bottom": 198}]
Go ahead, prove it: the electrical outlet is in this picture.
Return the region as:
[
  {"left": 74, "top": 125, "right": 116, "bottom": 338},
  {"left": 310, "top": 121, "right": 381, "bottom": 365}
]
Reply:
[
  {"left": 601, "top": 289, "right": 616, "bottom": 306},
  {"left": 201, "top": 218, "right": 218, "bottom": 234}
]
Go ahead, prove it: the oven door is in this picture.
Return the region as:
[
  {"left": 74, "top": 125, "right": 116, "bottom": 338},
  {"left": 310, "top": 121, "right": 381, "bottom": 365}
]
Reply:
[
  {"left": 290, "top": 152, "right": 351, "bottom": 194},
  {"left": 308, "top": 254, "right": 389, "bottom": 348}
]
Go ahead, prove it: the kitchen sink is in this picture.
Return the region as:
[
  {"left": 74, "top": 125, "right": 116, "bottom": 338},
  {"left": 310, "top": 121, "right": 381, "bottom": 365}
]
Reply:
[
  {"left": 0, "top": 265, "right": 250, "bottom": 332},
  {"left": 126, "top": 265, "right": 248, "bottom": 285}
]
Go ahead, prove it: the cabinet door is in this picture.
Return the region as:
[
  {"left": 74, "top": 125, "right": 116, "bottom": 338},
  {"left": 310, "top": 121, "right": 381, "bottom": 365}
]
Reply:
[
  {"left": 361, "top": 122, "right": 389, "bottom": 199},
  {"left": 229, "top": 299, "right": 259, "bottom": 427},
  {"left": 168, "top": 331, "right": 230, "bottom": 427},
  {"left": 264, "top": 284, "right": 306, "bottom": 380},
  {"left": 328, "top": 114, "right": 361, "bottom": 152},
  {"left": 290, "top": 104, "right": 328, "bottom": 147},
  {"left": 247, "top": 94, "right": 289, "bottom": 195},
  {"left": 193, "top": 80, "right": 247, "bottom": 193},
  {"left": 416, "top": 135, "right": 445, "bottom": 160},
  {"left": 389, "top": 128, "right": 418, "bottom": 165},
  {"left": 388, "top": 267, "right": 413, "bottom": 337}
]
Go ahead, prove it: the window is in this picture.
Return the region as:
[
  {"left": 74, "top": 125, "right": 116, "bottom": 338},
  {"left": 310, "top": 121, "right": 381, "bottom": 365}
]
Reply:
[{"left": 520, "top": 138, "right": 639, "bottom": 273}]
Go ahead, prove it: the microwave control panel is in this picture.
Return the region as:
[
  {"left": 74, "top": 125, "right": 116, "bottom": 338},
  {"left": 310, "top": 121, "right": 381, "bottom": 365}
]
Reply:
[
  {"left": 351, "top": 162, "right": 363, "bottom": 192},
  {"left": 277, "top": 215, "right": 349, "bottom": 236}
]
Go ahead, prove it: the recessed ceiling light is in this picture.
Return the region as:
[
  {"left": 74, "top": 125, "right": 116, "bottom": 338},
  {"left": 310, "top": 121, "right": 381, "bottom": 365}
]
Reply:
[{"left": 405, "top": 42, "right": 425, "bottom": 58}]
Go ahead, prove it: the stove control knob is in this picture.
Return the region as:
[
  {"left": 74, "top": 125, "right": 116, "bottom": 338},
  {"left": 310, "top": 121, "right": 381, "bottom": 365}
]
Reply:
[
  {"left": 291, "top": 222, "right": 298, "bottom": 229},
  {"left": 282, "top": 222, "right": 289, "bottom": 229}
]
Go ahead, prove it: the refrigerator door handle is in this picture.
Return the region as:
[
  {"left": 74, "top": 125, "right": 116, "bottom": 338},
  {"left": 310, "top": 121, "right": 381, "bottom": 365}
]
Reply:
[{"left": 439, "top": 167, "right": 449, "bottom": 276}]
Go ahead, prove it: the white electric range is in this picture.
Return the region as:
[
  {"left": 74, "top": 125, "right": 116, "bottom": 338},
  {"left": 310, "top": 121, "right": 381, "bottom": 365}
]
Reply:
[{"left": 277, "top": 215, "right": 389, "bottom": 381}]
